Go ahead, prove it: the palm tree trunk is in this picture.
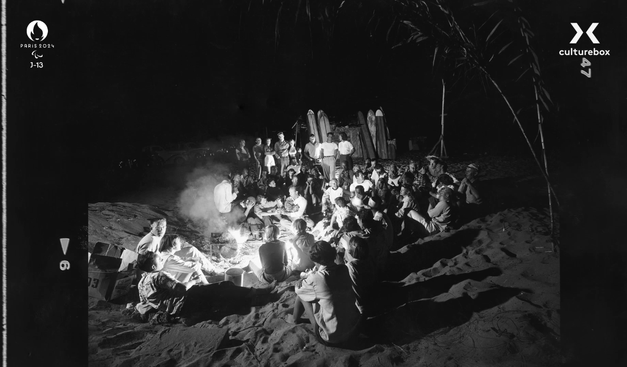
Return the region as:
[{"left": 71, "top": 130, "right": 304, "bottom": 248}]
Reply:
[{"left": 480, "top": 66, "right": 560, "bottom": 207}]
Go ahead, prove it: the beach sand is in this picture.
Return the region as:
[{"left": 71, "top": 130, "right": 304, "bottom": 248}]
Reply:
[{"left": 88, "top": 156, "right": 560, "bottom": 366}]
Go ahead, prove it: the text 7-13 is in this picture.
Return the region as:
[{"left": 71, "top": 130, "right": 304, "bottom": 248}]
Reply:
[{"left": 30, "top": 61, "right": 44, "bottom": 69}]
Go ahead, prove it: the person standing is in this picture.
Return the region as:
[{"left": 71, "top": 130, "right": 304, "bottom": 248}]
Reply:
[
  {"left": 337, "top": 132, "right": 355, "bottom": 173},
  {"left": 263, "top": 138, "right": 276, "bottom": 175},
  {"left": 319, "top": 132, "right": 338, "bottom": 182},
  {"left": 235, "top": 139, "right": 251, "bottom": 170},
  {"left": 274, "top": 132, "right": 290, "bottom": 176},
  {"left": 252, "top": 138, "right": 265, "bottom": 179},
  {"left": 303, "top": 134, "right": 320, "bottom": 168}
]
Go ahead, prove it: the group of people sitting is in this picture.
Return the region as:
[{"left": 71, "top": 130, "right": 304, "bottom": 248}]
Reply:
[{"left": 127, "top": 132, "right": 486, "bottom": 347}]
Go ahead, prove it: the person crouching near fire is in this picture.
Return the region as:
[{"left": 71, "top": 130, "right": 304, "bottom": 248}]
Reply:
[{"left": 134, "top": 252, "right": 272, "bottom": 325}]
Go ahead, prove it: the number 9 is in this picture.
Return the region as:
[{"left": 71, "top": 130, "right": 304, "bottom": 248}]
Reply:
[{"left": 59, "top": 260, "right": 71, "bottom": 271}]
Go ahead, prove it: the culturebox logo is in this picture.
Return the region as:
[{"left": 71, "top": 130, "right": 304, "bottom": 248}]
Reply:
[{"left": 558, "top": 23, "right": 610, "bottom": 56}]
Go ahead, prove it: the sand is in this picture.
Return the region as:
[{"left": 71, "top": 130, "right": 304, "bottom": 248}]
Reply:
[{"left": 88, "top": 156, "right": 560, "bottom": 366}]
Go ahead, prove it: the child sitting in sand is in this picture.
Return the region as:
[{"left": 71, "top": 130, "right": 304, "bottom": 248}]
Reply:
[
  {"left": 135, "top": 252, "right": 270, "bottom": 325},
  {"left": 289, "top": 241, "right": 361, "bottom": 346}
]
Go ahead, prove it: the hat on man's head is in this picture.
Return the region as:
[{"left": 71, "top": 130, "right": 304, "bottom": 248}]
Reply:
[
  {"left": 277, "top": 131, "right": 284, "bottom": 136},
  {"left": 467, "top": 163, "right": 479, "bottom": 172},
  {"left": 426, "top": 155, "right": 439, "bottom": 161}
]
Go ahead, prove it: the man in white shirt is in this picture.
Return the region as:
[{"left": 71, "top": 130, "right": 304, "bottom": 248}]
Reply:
[
  {"left": 349, "top": 171, "right": 374, "bottom": 194},
  {"left": 280, "top": 186, "right": 314, "bottom": 229},
  {"left": 214, "top": 175, "right": 238, "bottom": 214},
  {"left": 319, "top": 132, "right": 338, "bottom": 181},
  {"left": 337, "top": 132, "right": 355, "bottom": 173},
  {"left": 321, "top": 178, "right": 344, "bottom": 216},
  {"left": 303, "top": 134, "right": 320, "bottom": 168}
]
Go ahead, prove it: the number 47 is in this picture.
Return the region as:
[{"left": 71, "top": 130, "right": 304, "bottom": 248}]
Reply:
[{"left": 581, "top": 57, "right": 591, "bottom": 78}]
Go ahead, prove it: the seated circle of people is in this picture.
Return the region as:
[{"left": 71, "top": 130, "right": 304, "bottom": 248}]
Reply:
[
  {"left": 289, "top": 240, "right": 361, "bottom": 346},
  {"left": 134, "top": 251, "right": 272, "bottom": 325},
  {"left": 123, "top": 144, "right": 497, "bottom": 337}
]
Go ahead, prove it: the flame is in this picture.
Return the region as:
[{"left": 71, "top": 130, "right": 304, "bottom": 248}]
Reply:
[{"left": 227, "top": 228, "right": 249, "bottom": 245}]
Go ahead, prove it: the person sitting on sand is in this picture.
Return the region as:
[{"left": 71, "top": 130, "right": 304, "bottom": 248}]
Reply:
[
  {"left": 370, "top": 164, "right": 387, "bottom": 186},
  {"left": 303, "top": 174, "right": 322, "bottom": 212},
  {"left": 321, "top": 178, "right": 344, "bottom": 217},
  {"left": 279, "top": 186, "right": 314, "bottom": 229},
  {"left": 289, "top": 241, "right": 361, "bottom": 346},
  {"left": 134, "top": 252, "right": 271, "bottom": 325},
  {"left": 359, "top": 197, "right": 394, "bottom": 275},
  {"left": 404, "top": 187, "right": 456, "bottom": 237},
  {"left": 134, "top": 218, "right": 215, "bottom": 273},
  {"left": 345, "top": 236, "right": 377, "bottom": 315},
  {"left": 265, "top": 178, "right": 282, "bottom": 201},
  {"left": 395, "top": 184, "right": 419, "bottom": 220},
  {"left": 329, "top": 197, "right": 354, "bottom": 231},
  {"left": 372, "top": 176, "right": 391, "bottom": 210},
  {"left": 158, "top": 234, "right": 210, "bottom": 284},
  {"left": 350, "top": 171, "right": 373, "bottom": 195},
  {"left": 252, "top": 225, "right": 291, "bottom": 283},
  {"left": 287, "top": 219, "right": 316, "bottom": 274},
  {"left": 214, "top": 173, "right": 240, "bottom": 223},
  {"left": 428, "top": 173, "right": 457, "bottom": 208},
  {"left": 423, "top": 156, "right": 459, "bottom": 188},
  {"left": 253, "top": 194, "right": 282, "bottom": 227},
  {"left": 458, "top": 163, "right": 484, "bottom": 220}
]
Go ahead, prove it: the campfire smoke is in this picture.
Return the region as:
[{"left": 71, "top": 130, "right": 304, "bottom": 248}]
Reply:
[{"left": 177, "top": 165, "right": 231, "bottom": 237}]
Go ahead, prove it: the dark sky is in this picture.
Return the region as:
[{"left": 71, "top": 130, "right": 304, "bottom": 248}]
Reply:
[{"left": 10, "top": 0, "right": 625, "bottom": 159}]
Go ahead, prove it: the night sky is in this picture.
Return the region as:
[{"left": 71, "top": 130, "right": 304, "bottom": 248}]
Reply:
[{"left": 5, "top": 0, "right": 627, "bottom": 366}]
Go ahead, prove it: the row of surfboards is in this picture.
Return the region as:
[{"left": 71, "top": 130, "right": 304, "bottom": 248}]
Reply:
[{"left": 305, "top": 108, "right": 395, "bottom": 160}]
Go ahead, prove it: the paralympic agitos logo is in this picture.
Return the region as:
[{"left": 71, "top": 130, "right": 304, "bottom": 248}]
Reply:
[{"left": 559, "top": 23, "right": 609, "bottom": 56}]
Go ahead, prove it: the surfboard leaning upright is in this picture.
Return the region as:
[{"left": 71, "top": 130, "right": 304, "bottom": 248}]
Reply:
[
  {"left": 358, "top": 111, "right": 376, "bottom": 159},
  {"left": 307, "top": 109, "right": 321, "bottom": 144},
  {"left": 317, "top": 110, "right": 331, "bottom": 141}
]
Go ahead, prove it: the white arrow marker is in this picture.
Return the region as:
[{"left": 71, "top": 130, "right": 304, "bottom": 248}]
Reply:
[{"left": 60, "top": 238, "right": 70, "bottom": 255}]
